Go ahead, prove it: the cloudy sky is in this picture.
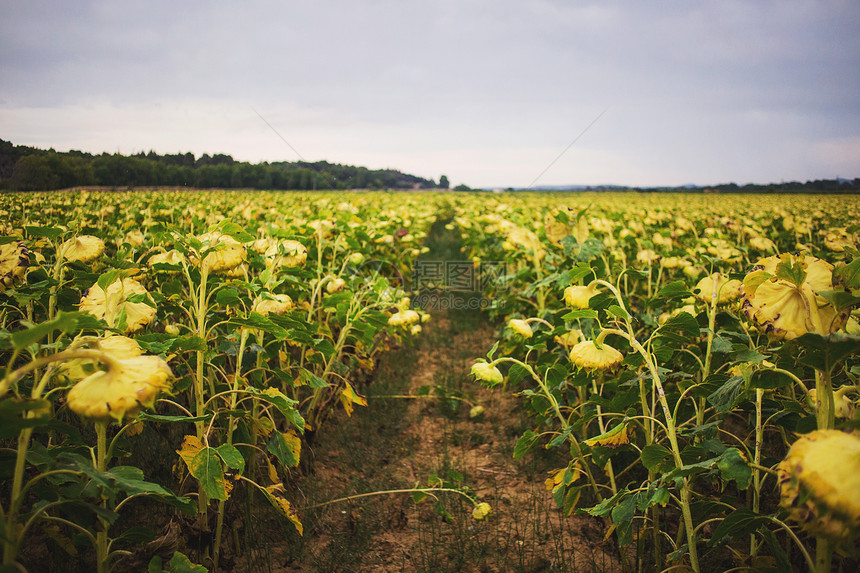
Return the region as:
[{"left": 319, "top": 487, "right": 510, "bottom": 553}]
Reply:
[{"left": 2, "top": 0, "right": 858, "bottom": 188}]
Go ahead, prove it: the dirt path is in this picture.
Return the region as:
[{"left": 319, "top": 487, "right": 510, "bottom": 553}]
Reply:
[{"left": 231, "top": 307, "right": 622, "bottom": 573}]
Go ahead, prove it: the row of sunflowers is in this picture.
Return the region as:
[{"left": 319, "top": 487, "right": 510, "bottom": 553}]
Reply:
[
  {"left": 0, "top": 190, "right": 438, "bottom": 572},
  {"left": 1, "top": 189, "right": 858, "bottom": 572},
  {"left": 454, "top": 192, "right": 859, "bottom": 572}
]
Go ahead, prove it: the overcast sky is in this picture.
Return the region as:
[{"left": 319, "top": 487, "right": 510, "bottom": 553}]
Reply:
[{"left": 2, "top": 0, "right": 859, "bottom": 188}]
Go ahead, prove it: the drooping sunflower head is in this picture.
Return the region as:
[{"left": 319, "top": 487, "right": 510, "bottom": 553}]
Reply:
[
  {"left": 554, "top": 329, "right": 582, "bottom": 348},
  {"left": 59, "top": 335, "right": 144, "bottom": 382},
  {"left": 195, "top": 232, "right": 246, "bottom": 274},
  {"left": 79, "top": 277, "right": 157, "bottom": 333},
  {"left": 508, "top": 319, "right": 533, "bottom": 338},
  {"left": 67, "top": 354, "right": 172, "bottom": 423},
  {"left": 694, "top": 273, "right": 742, "bottom": 306},
  {"left": 148, "top": 249, "right": 186, "bottom": 268},
  {"left": 777, "top": 430, "right": 860, "bottom": 546},
  {"left": 740, "top": 253, "right": 849, "bottom": 339},
  {"left": 252, "top": 293, "right": 294, "bottom": 316},
  {"left": 388, "top": 310, "right": 420, "bottom": 327},
  {"left": 0, "top": 240, "right": 29, "bottom": 292},
  {"left": 563, "top": 283, "right": 598, "bottom": 309},
  {"left": 569, "top": 340, "right": 624, "bottom": 372},
  {"left": 471, "top": 361, "right": 504, "bottom": 387},
  {"left": 265, "top": 240, "right": 308, "bottom": 268},
  {"left": 61, "top": 235, "right": 105, "bottom": 263}
]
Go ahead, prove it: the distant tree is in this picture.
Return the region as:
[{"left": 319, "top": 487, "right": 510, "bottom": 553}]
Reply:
[{"left": 439, "top": 175, "right": 450, "bottom": 189}]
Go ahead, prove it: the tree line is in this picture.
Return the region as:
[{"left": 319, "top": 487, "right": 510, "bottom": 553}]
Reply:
[{"left": 0, "top": 139, "right": 439, "bottom": 191}]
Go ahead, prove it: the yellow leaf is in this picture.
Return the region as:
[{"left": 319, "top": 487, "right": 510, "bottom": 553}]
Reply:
[
  {"left": 545, "top": 468, "right": 565, "bottom": 492},
  {"left": 254, "top": 416, "right": 274, "bottom": 437},
  {"left": 125, "top": 420, "right": 144, "bottom": 437},
  {"left": 266, "top": 457, "right": 279, "bottom": 483},
  {"left": 283, "top": 430, "right": 301, "bottom": 466},
  {"left": 585, "top": 423, "right": 630, "bottom": 449},
  {"left": 264, "top": 485, "right": 303, "bottom": 535},
  {"left": 176, "top": 435, "right": 204, "bottom": 470},
  {"left": 339, "top": 382, "right": 367, "bottom": 417}
]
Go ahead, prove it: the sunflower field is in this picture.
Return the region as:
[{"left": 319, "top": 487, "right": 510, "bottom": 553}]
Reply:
[{"left": 1, "top": 189, "right": 858, "bottom": 573}]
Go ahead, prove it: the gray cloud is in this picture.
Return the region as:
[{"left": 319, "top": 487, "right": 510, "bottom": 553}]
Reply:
[{"left": 2, "top": 0, "right": 858, "bottom": 187}]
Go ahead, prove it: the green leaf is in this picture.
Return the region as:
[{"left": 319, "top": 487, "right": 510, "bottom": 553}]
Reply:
[
  {"left": 215, "top": 288, "right": 241, "bottom": 307},
  {"left": 833, "top": 256, "right": 860, "bottom": 290},
  {"left": 660, "top": 311, "right": 699, "bottom": 336},
  {"left": 244, "top": 387, "right": 303, "bottom": 432},
  {"left": 607, "top": 305, "right": 630, "bottom": 321},
  {"left": 214, "top": 221, "right": 255, "bottom": 243},
  {"left": 610, "top": 494, "right": 636, "bottom": 546},
  {"left": 546, "top": 427, "right": 572, "bottom": 449},
  {"left": 734, "top": 349, "right": 768, "bottom": 363},
  {"left": 657, "top": 280, "right": 692, "bottom": 301},
  {"left": 166, "top": 551, "right": 208, "bottom": 573},
  {"left": 106, "top": 466, "right": 195, "bottom": 515},
  {"left": 708, "top": 509, "right": 771, "bottom": 546},
  {"left": 749, "top": 369, "right": 793, "bottom": 390},
  {"left": 11, "top": 311, "right": 87, "bottom": 349},
  {"left": 137, "top": 412, "right": 213, "bottom": 424},
  {"left": 707, "top": 375, "right": 745, "bottom": 413},
  {"left": 25, "top": 226, "right": 64, "bottom": 240},
  {"left": 513, "top": 430, "right": 540, "bottom": 460},
  {"left": 228, "top": 314, "right": 288, "bottom": 339},
  {"left": 775, "top": 255, "right": 806, "bottom": 287},
  {"left": 298, "top": 369, "right": 329, "bottom": 389},
  {"left": 267, "top": 432, "right": 300, "bottom": 468},
  {"left": 637, "top": 483, "right": 670, "bottom": 510},
  {"left": 0, "top": 398, "right": 53, "bottom": 438},
  {"left": 189, "top": 447, "right": 229, "bottom": 501},
  {"left": 793, "top": 333, "right": 860, "bottom": 372},
  {"left": 641, "top": 444, "right": 674, "bottom": 473},
  {"left": 716, "top": 448, "right": 751, "bottom": 489},
  {"left": 216, "top": 444, "right": 246, "bottom": 474},
  {"left": 561, "top": 309, "right": 598, "bottom": 321}
]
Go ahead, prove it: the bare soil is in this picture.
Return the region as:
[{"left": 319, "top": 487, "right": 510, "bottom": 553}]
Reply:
[{"left": 230, "top": 310, "right": 622, "bottom": 573}]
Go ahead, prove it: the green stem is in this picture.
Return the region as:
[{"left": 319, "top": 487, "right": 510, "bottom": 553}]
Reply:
[
  {"left": 490, "top": 356, "right": 602, "bottom": 500},
  {"left": 591, "top": 380, "right": 617, "bottom": 496},
  {"left": 600, "top": 327, "right": 700, "bottom": 573},
  {"left": 814, "top": 369, "right": 834, "bottom": 431},
  {"left": 751, "top": 388, "right": 764, "bottom": 558},
  {"left": 95, "top": 421, "right": 109, "bottom": 573},
  {"left": 213, "top": 328, "right": 250, "bottom": 571}
]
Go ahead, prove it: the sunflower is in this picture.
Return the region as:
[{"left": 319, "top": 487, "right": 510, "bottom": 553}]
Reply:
[
  {"left": 388, "top": 310, "right": 420, "bottom": 327},
  {"left": 195, "top": 232, "right": 246, "bottom": 274},
  {"left": 252, "top": 293, "right": 294, "bottom": 316},
  {"left": 61, "top": 235, "right": 105, "bottom": 263},
  {"left": 563, "top": 283, "right": 598, "bottom": 309},
  {"left": 471, "top": 362, "right": 504, "bottom": 386},
  {"left": 59, "top": 335, "right": 143, "bottom": 381},
  {"left": 67, "top": 354, "right": 172, "bottom": 422},
  {"left": 326, "top": 277, "right": 347, "bottom": 293},
  {"left": 148, "top": 249, "right": 186, "bottom": 267},
  {"left": 740, "top": 254, "right": 849, "bottom": 339},
  {"left": 265, "top": 240, "right": 307, "bottom": 268},
  {"left": 0, "top": 240, "right": 29, "bottom": 292},
  {"left": 509, "top": 319, "right": 533, "bottom": 338},
  {"left": 569, "top": 340, "right": 623, "bottom": 371},
  {"left": 554, "top": 330, "right": 582, "bottom": 348},
  {"left": 694, "top": 273, "right": 741, "bottom": 305},
  {"left": 79, "top": 277, "right": 157, "bottom": 333},
  {"left": 777, "top": 430, "right": 860, "bottom": 546}
]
